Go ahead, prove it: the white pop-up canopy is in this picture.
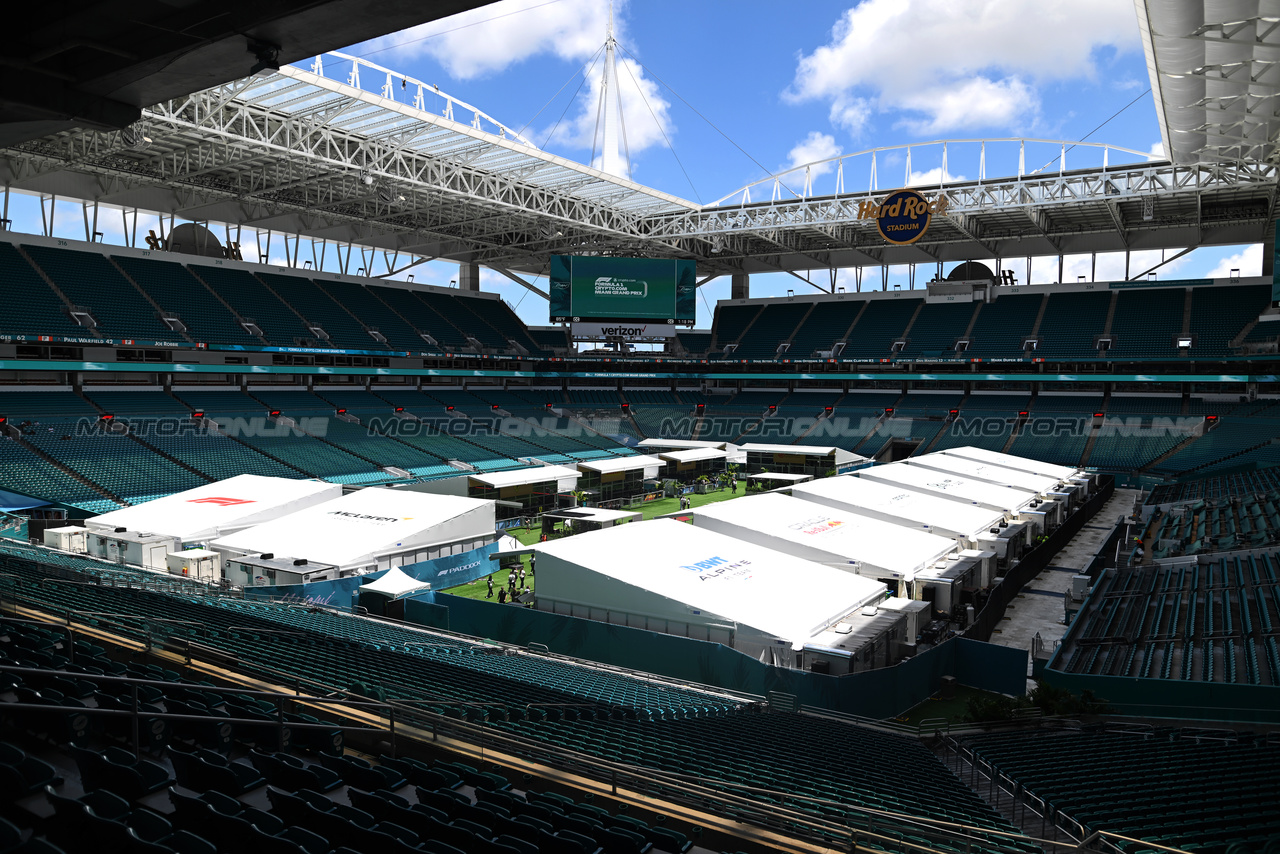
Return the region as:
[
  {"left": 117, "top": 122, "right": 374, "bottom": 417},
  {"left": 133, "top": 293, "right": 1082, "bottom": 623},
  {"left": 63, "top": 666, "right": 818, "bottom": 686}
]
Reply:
[
  {"left": 86, "top": 475, "right": 341, "bottom": 544},
  {"left": 359, "top": 566, "right": 432, "bottom": 599},
  {"left": 858, "top": 463, "right": 1040, "bottom": 515},
  {"left": 790, "top": 474, "right": 1006, "bottom": 541},
  {"left": 688, "top": 493, "right": 958, "bottom": 579},
  {"left": 211, "top": 487, "right": 495, "bottom": 571},
  {"left": 532, "top": 518, "right": 887, "bottom": 649}
]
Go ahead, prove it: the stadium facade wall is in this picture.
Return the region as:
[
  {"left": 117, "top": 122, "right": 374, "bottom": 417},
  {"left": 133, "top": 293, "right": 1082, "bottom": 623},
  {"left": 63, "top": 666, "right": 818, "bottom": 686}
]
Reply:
[
  {"left": 1040, "top": 667, "right": 1280, "bottom": 724},
  {"left": 412, "top": 593, "right": 1027, "bottom": 716}
]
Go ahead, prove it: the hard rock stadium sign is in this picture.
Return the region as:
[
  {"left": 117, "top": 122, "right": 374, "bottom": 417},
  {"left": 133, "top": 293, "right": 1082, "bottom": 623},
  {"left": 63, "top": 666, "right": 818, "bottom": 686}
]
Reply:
[{"left": 857, "top": 189, "right": 950, "bottom": 245}]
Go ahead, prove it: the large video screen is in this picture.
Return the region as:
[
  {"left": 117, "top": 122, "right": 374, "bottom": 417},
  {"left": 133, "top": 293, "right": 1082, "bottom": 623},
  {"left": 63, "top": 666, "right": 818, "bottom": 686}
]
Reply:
[{"left": 549, "top": 256, "right": 696, "bottom": 324}]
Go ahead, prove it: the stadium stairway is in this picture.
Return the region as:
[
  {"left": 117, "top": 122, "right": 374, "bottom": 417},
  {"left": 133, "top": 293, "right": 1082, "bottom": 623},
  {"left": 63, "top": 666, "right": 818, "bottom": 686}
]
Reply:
[
  {"left": 21, "top": 245, "right": 189, "bottom": 344},
  {"left": 1, "top": 432, "right": 125, "bottom": 510},
  {"left": 368, "top": 287, "right": 472, "bottom": 352},
  {"left": 112, "top": 255, "right": 262, "bottom": 346},
  {"left": 708, "top": 304, "right": 762, "bottom": 359},
  {"left": 0, "top": 244, "right": 94, "bottom": 339}
]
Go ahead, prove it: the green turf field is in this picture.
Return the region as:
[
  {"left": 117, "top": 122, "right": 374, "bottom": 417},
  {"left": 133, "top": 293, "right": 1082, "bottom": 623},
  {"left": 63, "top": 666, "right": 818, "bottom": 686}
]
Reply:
[
  {"left": 895, "top": 684, "right": 1010, "bottom": 726},
  {"left": 440, "top": 485, "right": 751, "bottom": 600}
]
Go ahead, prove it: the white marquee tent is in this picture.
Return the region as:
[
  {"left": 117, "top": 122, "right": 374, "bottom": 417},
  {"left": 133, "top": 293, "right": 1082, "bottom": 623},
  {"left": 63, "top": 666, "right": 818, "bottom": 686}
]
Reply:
[
  {"left": 86, "top": 475, "right": 341, "bottom": 545},
  {"left": 211, "top": 487, "right": 496, "bottom": 577},
  {"left": 531, "top": 518, "right": 891, "bottom": 666}
]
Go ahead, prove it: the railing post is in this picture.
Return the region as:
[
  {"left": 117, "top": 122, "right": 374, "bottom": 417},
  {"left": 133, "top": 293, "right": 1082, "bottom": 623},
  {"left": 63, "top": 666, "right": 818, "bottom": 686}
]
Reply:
[
  {"left": 132, "top": 683, "right": 140, "bottom": 758},
  {"left": 278, "top": 696, "right": 286, "bottom": 751},
  {"left": 389, "top": 706, "right": 396, "bottom": 759}
]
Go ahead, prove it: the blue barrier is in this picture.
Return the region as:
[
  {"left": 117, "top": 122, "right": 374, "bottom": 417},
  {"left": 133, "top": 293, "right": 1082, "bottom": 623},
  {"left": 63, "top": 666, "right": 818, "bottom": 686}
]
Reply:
[
  {"left": 244, "top": 542, "right": 498, "bottom": 607},
  {"left": 415, "top": 592, "right": 1027, "bottom": 717}
]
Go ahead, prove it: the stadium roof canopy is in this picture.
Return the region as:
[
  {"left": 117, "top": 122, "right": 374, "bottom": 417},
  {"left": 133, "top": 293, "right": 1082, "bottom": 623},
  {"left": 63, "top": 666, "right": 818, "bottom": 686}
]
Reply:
[
  {"left": 2, "top": 1, "right": 1278, "bottom": 281},
  {"left": 1, "top": 51, "right": 699, "bottom": 282},
  {"left": 0, "top": 1, "right": 497, "bottom": 147},
  {"left": 1139, "top": 0, "right": 1280, "bottom": 165}
]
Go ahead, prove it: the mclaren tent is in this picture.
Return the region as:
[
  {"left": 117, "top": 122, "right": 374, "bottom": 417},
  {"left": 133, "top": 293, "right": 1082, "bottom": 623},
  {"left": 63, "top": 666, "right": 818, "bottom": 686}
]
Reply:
[
  {"left": 212, "top": 487, "right": 496, "bottom": 585},
  {"left": 908, "top": 452, "right": 1080, "bottom": 503}
]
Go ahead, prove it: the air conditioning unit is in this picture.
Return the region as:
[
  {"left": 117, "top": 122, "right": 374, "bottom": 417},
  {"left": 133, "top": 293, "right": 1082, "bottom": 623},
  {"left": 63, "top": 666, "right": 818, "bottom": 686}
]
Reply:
[{"left": 1071, "top": 574, "right": 1091, "bottom": 601}]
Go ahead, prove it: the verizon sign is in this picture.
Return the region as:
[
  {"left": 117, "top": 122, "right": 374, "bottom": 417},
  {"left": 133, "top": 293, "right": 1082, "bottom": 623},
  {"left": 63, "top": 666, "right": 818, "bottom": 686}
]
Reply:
[{"left": 571, "top": 321, "right": 677, "bottom": 339}]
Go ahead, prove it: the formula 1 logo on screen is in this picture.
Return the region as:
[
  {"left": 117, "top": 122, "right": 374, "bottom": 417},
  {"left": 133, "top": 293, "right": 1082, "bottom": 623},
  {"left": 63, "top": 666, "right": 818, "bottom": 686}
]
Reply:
[{"left": 593, "top": 277, "right": 648, "bottom": 298}]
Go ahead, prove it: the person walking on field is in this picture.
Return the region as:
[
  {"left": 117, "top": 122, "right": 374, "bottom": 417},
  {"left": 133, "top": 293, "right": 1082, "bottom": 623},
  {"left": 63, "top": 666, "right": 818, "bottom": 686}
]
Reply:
[
  {"left": 486, "top": 575, "right": 494, "bottom": 599},
  {"left": 497, "top": 587, "right": 507, "bottom": 604}
]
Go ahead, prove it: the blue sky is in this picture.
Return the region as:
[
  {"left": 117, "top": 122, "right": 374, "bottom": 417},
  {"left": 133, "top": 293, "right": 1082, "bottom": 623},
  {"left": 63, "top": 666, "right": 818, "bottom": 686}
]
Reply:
[
  {"left": 5, "top": 0, "right": 1265, "bottom": 328},
  {"left": 340, "top": 0, "right": 1264, "bottom": 326}
]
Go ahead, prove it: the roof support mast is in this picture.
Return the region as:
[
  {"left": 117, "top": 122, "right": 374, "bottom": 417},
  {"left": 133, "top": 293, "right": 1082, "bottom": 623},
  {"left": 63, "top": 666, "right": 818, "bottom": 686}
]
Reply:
[{"left": 592, "top": 3, "right": 633, "bottom": 181}]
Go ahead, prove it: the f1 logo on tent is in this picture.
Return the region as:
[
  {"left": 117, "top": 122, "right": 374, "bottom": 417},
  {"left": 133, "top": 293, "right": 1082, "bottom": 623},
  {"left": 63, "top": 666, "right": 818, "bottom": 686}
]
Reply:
[{"left": 188, "top": 497, "right": 256, "bottom": 506}]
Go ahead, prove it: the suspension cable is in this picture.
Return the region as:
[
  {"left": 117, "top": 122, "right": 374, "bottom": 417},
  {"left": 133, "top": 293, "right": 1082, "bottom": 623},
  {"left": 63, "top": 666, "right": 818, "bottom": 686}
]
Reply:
[{"left": 617, "top": 43, "right": 797, "bottom": 198}]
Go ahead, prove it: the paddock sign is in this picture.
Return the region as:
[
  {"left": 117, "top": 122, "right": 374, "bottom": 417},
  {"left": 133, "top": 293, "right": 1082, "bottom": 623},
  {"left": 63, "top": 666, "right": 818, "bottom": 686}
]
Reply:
[{"left": 858, "top": 190, "right": 948, "bottom": 245}]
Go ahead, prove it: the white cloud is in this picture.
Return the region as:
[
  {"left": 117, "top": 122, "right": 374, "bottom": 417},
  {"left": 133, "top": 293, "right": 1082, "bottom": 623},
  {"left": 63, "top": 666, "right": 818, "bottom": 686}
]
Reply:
[
  {"left": 787, "top": 0, "right": 1138, "bottom": 136},
  {"left": 907, "top": 166, "right": 967, "bottom": 186},
  {"left": 362, "top": 0, "right": 671, "bottom": 174},
  {"left": 1148, "top": 141, "right": 1165, "bottom": 160},
  {"left": 830, "top": 96, "right": 873, "bottom": 134},
  {"left": 897, "top": 76, "right": 1038, "bottom": 135},
  {"left": 1026, "top": 249, "right": 1201, "bottom": 284},
  {"left": 359, "top": 0, "right": 612, "bottom": 80},
  {"left": 1205, "top": 245, "right": 1262, "bottom": 280},
  {"left": 784, "top": 131, "right": 842, "bottom": 178}
]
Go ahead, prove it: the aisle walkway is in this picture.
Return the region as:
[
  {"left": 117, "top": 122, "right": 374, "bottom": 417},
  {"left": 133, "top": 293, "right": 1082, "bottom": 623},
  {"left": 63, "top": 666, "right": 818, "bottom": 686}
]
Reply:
[{"left": 987, "top": 487, "right": 1141, "bottom": 689}]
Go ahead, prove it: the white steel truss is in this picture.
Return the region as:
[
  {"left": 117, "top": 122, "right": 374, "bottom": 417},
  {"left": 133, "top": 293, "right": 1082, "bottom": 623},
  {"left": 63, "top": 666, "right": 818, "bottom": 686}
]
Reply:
[
  {"left": 0, "top": 55, "right": 1276, "bottom": 279},
  {"left": 1, "top": 52, "right": 698, "bottom": 272}
]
